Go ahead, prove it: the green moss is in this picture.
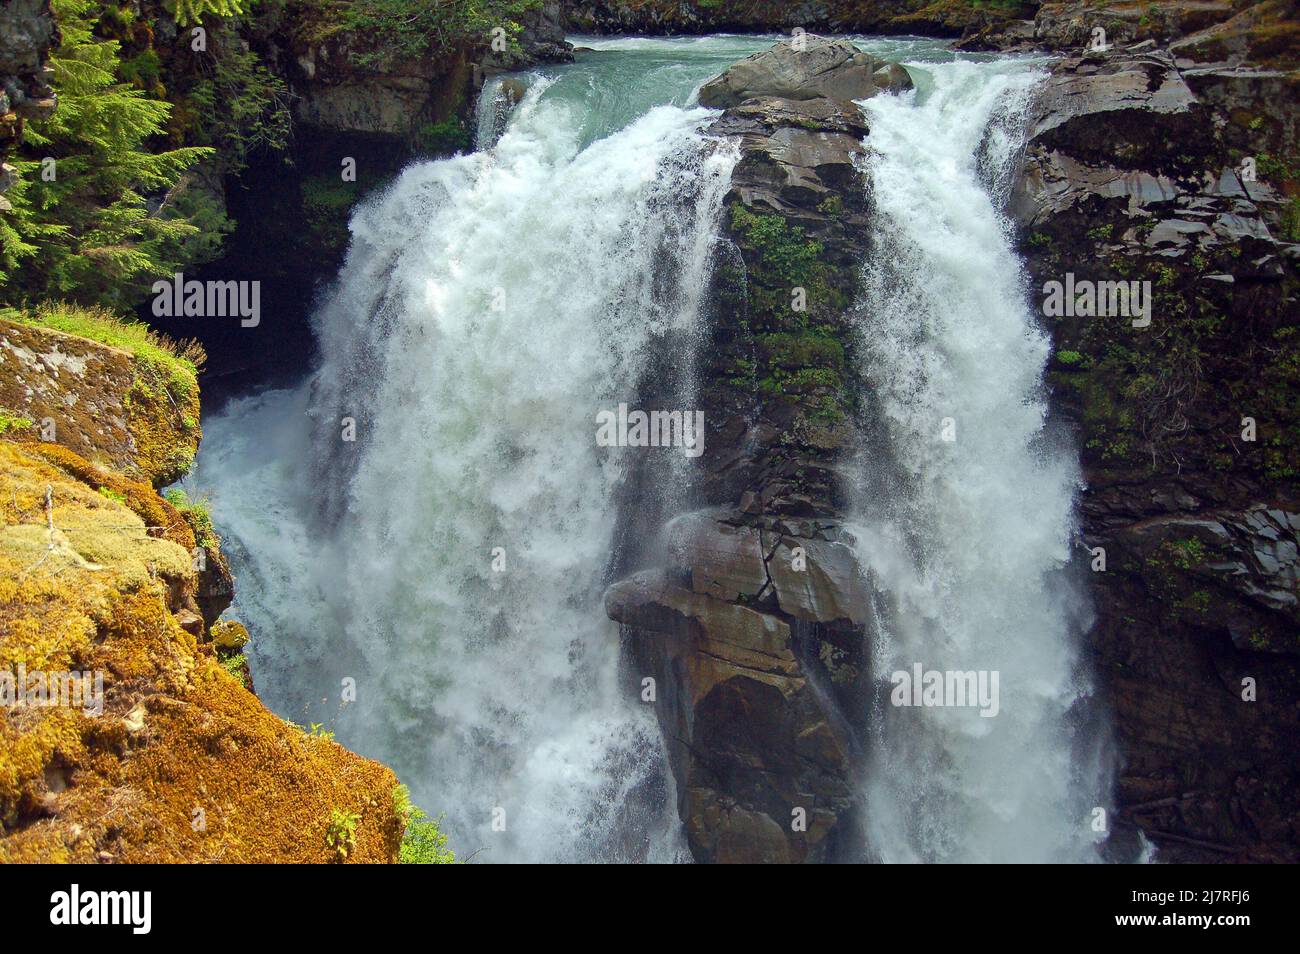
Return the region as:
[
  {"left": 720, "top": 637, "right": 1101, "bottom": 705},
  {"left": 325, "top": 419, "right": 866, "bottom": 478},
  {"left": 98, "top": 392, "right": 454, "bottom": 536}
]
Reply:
[
  {"left": 1279, "top": 197, "right": 1300, "bottom": 243},
  {"left": 1055, "top": 349, "right": 1085, "bottom": 366},
  {"left": 325, "top": 808, "right": 361, "bottom": 861},
  {"left": 164, "top": 487, "right": 219, "bottom": 549},
  {"left": 816, "top": 194, "right": 844, "bottom": 218},
  {"left": 727, "top": 204, "right": 853, "bottom": 426},
  {"left": 218, "top": 652, "right": 250, "bottom": 688},
  {"left": 301, "top": 0, "right": 541, "bottom": 72},
  {"left": 413, "top": 118, "right": 473, "bottom": 155},
  {"left": 98, "top": 486, "right": 127, "bottom": 505},
  {"left": 300, "top": 174, "right": 359, "bottom": 255},
  {"left": 1167, "top": 537, "right": 1207, "bottom": 570},
  {"left": 4, "top": 303, "right": 202, "bottom": 402},
  {"left": 730, "top": 205, "right": 825, "bottom": 288}
]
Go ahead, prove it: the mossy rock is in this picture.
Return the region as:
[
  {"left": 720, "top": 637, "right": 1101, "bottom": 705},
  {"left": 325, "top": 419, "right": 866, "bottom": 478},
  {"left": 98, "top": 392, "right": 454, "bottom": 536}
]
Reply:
[
  {"left": 0, "top": 441, "right": 403, "bottom": 862},
  {"left": 210, "top": 620, "right": 250, "bottom": 652},
  {"left": 0, "top": 306, "right": 202, "bottom": 487}
]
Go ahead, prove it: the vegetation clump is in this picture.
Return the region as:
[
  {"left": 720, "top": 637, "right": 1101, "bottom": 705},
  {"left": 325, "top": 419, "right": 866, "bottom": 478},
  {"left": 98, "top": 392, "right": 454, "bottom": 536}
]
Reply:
[{"left": 394, "top": 784, "right": 456, "bottom": 864}]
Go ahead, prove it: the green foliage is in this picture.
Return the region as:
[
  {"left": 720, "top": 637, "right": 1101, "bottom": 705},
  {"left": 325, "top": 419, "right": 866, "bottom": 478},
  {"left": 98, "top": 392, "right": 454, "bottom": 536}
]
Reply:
[
  {"left": 6, "top": 302, "right": 204, "bottom": 401},
  {"left": 730, "top": 205, "right": 824, "bottom": 287},
  {"left": 307, "top": 0, "right": 541, "bottom": 71},
  {"left": 1245, "top": 326, "right": 1300, "bottom": 479},
  {"left": 1279, "top": 197, "right": 1300, "bottom": 243},
  {"left": 726, "top": 204, "right": 851, "bottom": 426},
  {"left": 325, "top": 808, "right": 360, "bottom": 861},
  {"left": 163, "top": 487, "right": 218, "bottom": 548},
  {"left": 165, "top": 0, "right": 254, "bottom": 27},
  {"left": 307, "top": 722, "right": 336, "bottom": 742},
  {"left": 0, "top": 411, "right": 34, "bottom": 436},
  {"left": 185, "top": 24, "right": 292, "bottom": 176},
  {"left": 414, "top": 118, "right": 473, "bottom": 156},
  {"left": 98, "top": 486, "right": 128, "bottom": 504},
  {"left": 394, "top": 785, "right": 455, "bottom": 864},
  {"left": 1055, "top": 349, "right": 1085, "bottom": 366},
  {"left": 1, "top": 0, "right": 213, "bottom": 309},
  {"left": 1255, "top": 151, "right": 1298, "bottom": 183},
  {"left": 300, "top": 174, "right": 357, "bottom": 254},
  {"left": 1166, "top": 537, "right": 1207, "bottom": 570},
  {"left": 218, "top": 653, "right": 250, "bottom": 688}
]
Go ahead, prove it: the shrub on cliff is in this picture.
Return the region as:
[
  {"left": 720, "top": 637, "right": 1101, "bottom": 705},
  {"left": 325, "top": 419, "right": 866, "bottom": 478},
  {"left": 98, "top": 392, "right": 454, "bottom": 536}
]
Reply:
[
  {"left": 394, "top": 784, "right": 456, "bottom": 864},
  {"left": 300, "top": 0, "right": 542, "bottom": 71}
]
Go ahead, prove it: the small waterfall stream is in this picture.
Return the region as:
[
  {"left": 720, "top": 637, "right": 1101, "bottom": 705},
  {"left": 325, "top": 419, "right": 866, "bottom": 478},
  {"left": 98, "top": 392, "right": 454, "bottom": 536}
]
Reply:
[{"left": 847, "top": 58, "right": 1111, "bottom": 862}]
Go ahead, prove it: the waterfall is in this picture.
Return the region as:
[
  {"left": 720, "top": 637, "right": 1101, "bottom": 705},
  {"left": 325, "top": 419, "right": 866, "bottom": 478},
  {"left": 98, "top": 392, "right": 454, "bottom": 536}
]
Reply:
[
  {"left": 847, "top": 58, "right": 1112, "bottom": 862},
  {"left": 190, "top": 37, "right": 1115, "bottom": 864},
  {"left": 194, "top": 71, "right": 737, "bottom": 862}
]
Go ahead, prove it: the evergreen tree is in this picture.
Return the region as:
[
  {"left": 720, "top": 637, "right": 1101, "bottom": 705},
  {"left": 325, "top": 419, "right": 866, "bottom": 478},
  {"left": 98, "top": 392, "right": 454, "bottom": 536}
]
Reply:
[{"left": 0, "top": 0, "right": 212, "bottom": 308}]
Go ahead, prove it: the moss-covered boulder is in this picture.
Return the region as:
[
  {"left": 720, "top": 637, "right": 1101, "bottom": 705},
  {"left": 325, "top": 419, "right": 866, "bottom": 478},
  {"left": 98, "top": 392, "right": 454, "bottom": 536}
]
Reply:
[
  {"left": 0, "top": 441, "right": 404, "bottom": 862},
  {"left": 0, "top": 306, "right": 202, "bottom": 487}
]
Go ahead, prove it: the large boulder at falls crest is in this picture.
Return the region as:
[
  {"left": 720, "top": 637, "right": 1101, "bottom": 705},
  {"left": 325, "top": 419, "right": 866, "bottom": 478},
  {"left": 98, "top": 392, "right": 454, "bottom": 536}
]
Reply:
[{"left": 698, "top": 35, "right": 912, "bottom": 109}]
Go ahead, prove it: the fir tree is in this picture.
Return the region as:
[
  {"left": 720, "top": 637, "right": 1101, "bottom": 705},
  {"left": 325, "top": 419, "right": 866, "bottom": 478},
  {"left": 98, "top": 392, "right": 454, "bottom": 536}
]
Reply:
[{"left": 0, "top": 0, "right": 213, "bottom": 308}]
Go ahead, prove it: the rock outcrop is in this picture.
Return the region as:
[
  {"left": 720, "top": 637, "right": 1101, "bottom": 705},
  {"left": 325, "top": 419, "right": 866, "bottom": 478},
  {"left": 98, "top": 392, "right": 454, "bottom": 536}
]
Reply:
[
  {"left": 0, "top": 314, "right": 202, "bottom": 488},
  {"left": 287, "top": 0, "right": 573, "bottom": 140},
  {"left": 1013, "top": 43, "right": 1300, "bottom": 860},
  {"left": 698, "top": 36, "right": 912, "bottom": 108},
  {"left": 604, "top": 36, "right": 910, "bottom": 863},
  {"left": 0, "top": 313, "right": 403, "bottom": 862},
  {"left": 959, "top": 0, "right": 1300, "bottom": 60}
]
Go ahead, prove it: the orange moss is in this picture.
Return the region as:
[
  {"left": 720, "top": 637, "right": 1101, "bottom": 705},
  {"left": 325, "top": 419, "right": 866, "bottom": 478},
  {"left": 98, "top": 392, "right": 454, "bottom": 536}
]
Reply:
[
  {"left": 17, "top": 442, "right": 196, "bottom": 552},
  {"left": 0, "top": 441, "right": 402, "bottom": 863}
]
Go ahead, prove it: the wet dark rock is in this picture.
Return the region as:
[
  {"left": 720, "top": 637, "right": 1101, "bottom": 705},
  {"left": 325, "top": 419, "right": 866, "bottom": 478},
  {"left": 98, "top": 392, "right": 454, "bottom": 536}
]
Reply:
[
  {"left": 603, "top": 36, "right": 907, "bottom": 862},
  {"left": 698, "top": 35, "right": 912, "bottom": 108},
  {"left": 1014, "top": 43, "right": 1300, "bottom": 861}
]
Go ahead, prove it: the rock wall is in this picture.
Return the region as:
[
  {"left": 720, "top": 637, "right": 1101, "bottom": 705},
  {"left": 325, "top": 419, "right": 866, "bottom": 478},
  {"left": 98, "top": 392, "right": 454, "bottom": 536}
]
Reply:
[
  {"left": 0, "top": 0, "right": 57, "bottom": 209},
  {"left": 608, "top": 11, "right": 1299, "bottom": 862},
  {"left": 561, "top": 0, "right": 1023, "bottom": 37},
  {"left": 604, "top": 37, "right": 911, "bottom": 863},
  {"left": 1013, "top": 41, "right": 1300, "bottom": 860}
]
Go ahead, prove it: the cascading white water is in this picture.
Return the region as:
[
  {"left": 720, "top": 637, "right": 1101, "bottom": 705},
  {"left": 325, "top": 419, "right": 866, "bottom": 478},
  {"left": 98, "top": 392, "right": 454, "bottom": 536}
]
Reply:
[
  {"left": 194, "top": 70, "right": 738, "bottom": 862},
  {"left": 191, "top": 37, "right": 1114, "bottom": 864},
  {"left": 847, "top": 59, "right": 1110, "bottom": 862}
]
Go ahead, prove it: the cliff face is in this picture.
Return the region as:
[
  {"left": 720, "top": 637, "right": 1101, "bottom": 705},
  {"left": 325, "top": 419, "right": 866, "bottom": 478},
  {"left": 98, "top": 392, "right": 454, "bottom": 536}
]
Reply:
[
  {"left": 0, "top": 314, "right": 404, "bottom": 862},
  {"left": 0, "top": 0, "right": 57, "bottom": 208},
  {"left": 561, "top": 0, "right": 1021, "bottom": 36},
  {"left": 1013, "top": 41, "right": 1300, "bottom": 860}
]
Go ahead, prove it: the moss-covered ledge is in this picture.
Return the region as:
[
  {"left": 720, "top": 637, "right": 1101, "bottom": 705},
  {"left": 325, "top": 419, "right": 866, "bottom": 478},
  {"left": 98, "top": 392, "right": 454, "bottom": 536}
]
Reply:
[{"left": 0, "top": 305, "right": 203, "bottom": 487}]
